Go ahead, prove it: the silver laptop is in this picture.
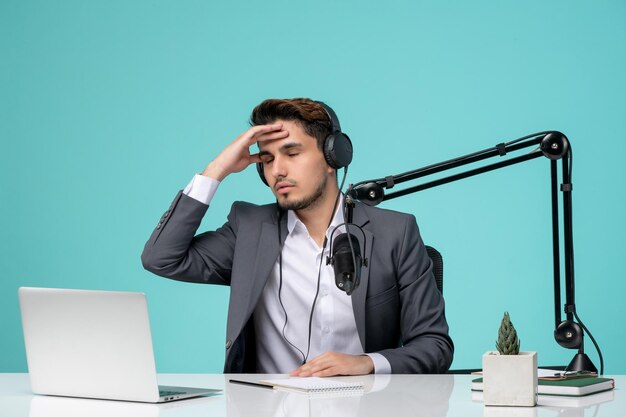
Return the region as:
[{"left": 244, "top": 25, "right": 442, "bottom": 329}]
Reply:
[{"left": 18, "top": 287, "right": 220, "bottom": 403}]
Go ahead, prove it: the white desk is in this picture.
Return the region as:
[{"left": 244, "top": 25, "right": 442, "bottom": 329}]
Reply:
[{"left": 0, "top": 373, "right": 621, "bottom": 417}]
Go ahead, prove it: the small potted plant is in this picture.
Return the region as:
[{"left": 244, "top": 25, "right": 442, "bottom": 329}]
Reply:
[{"left": 482, "top": 312, "right": 537, "bottom": 406}]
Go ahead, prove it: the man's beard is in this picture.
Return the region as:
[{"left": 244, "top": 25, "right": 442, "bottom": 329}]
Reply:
[{"left": 277, "top": 174, "right": 327, "bottom": 211}]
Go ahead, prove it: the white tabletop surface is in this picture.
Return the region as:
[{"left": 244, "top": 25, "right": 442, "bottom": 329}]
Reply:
[{"left": 0, "top": 373, "right": 621, "bottom": 417}]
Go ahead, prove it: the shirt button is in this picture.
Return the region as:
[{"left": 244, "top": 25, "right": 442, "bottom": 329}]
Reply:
[
  {"left": 323, "top": 327, "right": 330, "bottom": 334},
  {"left": 225, "top": 339, "right": 232, "bottom": 349}
]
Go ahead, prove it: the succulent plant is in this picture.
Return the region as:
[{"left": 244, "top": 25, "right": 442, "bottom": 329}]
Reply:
[{"left": 496, "top": 311, "right": 520, "bottom": 355}]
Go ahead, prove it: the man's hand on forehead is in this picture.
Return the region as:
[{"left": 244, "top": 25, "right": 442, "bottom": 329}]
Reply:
[
  {"left": 201, "top": 123, "right": 288, "bottom": 181},
  {"left": 246, "top": 123, "right": 288, "bottom": 147}
]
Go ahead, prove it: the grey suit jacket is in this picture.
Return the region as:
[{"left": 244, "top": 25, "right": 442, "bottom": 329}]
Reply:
[{"left": 141, "top": 191, "right": 454, "bottom": 373}]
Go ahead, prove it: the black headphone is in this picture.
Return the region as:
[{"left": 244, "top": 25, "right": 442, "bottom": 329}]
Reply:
[{"left": 256, "top": 101, "right": 353, "bottom": 186}]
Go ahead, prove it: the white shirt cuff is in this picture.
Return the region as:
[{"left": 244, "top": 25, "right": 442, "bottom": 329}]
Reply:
[
  {"left": 366, "top": 353, "right": 392, "bottom": 374},
  {"left": 182, "top": 174, "right": 220, "bottom": 206}
]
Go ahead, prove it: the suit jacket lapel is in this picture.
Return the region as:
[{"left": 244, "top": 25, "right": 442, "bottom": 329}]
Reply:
[
  {"left": 230, "top": 209, "right": 287, "bottom": 339},
  {"left": 349, "top": 204, "right": 373, "bottom": 350},
  {"left": 249, "top": 216, "right": 288, "bottom": 309}
]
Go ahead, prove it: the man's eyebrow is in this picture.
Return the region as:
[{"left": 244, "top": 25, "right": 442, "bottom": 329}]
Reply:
[{"left": 279, "top": 142, "right": 303, "bottom": 152}]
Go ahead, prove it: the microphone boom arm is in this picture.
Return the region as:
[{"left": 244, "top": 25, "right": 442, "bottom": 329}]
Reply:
[{"left": 348, "top": 131, "right": 601, "bottom": 373}]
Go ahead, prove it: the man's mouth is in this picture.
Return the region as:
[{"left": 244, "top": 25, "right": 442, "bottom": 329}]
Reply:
[{"left": 275, "top": 181, "right": 295, "bottom": 194}]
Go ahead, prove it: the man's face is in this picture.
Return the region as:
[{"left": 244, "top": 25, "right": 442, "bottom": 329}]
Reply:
[{"left": 258, "top": 120, "right": 334, "bottom": 211}]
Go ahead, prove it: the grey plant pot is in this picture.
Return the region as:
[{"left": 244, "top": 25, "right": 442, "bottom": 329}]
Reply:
[{"left": 482, "top": 351, "right": 538, "bottom": 407}]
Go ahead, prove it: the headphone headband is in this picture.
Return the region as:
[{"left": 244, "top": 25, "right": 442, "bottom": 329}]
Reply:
[
  {"left": 256, "top": 100, "right": 353, "bottom": 186},
  {"left": 316, "top": 101, "right": 342, "bottom": 132}
]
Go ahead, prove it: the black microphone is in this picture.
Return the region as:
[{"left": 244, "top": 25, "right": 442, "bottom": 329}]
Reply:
[{"left": 329, "top": 232, "right": 362, "bottom": 295}]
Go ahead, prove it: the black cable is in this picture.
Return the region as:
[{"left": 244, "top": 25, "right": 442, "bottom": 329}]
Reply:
[
  {"left": 276, "top": 209, "right": 307, "bottom": 363},
  {"left": 342, "top": 191, "right": 359, "bottom": 294},
  {"left": 303, "top": 167, "right": 348, "bottom": 363},
  {"left": 332, "top": 167, "right": 349, "bottom": 237},
  {"left": 344, "top": 225, "right": 359, "bottom": 293},
  {"left": 302, "top": 250, "right": 325, "bottom": 364},
  {"left": 574, "top": 310, "right": 604, "bottom": 375},
  {"left": 565, "top": 147, "right": 603, "bottom": 375},
  {"left": 277, "top": 167, "right": 348, "bottom": 365},
  {"left": 568, "top": 148, "right": 576, "bottom": 315},
  {"left": 506, "top": 130, "right": 554, "bottom": 147},
  {"left": 568, "top": 147, "right": 573, "bottom": 184}
]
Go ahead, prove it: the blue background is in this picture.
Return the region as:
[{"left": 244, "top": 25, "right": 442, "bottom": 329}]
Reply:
[{"left": 2, "top": 0, "right": 625, "bottom": 373}]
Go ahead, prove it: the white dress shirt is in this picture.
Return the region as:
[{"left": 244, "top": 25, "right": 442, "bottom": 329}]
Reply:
[{"left": 183, "top": 174, "right": 391, "bottom": 374}]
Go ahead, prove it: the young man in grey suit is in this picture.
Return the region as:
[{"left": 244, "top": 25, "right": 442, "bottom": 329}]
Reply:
[{"left": 141, "top": 98, "right": 453, "bottom": 376}]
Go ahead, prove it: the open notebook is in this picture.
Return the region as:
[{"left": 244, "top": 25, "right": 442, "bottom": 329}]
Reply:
[{"left": 259, "top": 377, "right": 364, "bottom": 395}]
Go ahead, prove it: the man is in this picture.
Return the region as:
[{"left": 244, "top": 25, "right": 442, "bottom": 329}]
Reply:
[{"left": 141, "top": 98, "right": 453, "bottom": 376}]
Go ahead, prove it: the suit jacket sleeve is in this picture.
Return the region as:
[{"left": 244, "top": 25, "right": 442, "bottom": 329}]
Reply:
[
  {"left": 375, "top": 214, "right": 454, "bottom": 373},
  {"left": 141, "top": 191, "right": 238, "bottom": 285}
]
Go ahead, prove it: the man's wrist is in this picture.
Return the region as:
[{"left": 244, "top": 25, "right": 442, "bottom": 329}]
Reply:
[
  {"left": 202, "top": 161, "right": 228, "bottom": 181},
  {"left": 360, "top": 354, "right": 375, "bottom": 374}
]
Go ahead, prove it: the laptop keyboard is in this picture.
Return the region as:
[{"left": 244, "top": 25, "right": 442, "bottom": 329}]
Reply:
[{"left": 160, "top": 390, "right": 186, "bottom": 396}]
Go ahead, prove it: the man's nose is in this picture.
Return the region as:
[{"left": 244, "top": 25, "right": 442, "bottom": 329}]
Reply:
[{"left": 271, "top": 155, "right": 287, "bottom": 180}]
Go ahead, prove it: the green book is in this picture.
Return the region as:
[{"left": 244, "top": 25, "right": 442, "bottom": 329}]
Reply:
[{"left": 471, "top": 377, "right": 615, "bottom": 397}]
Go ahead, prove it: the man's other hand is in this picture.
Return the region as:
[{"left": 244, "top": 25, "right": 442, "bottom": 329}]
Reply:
[{"left": 290, "top": 352, "right": 374, "bottom": 377}]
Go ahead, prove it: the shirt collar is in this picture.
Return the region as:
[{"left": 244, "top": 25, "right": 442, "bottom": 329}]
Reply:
[{"left": 286, "top": 194, "right": 345, "bottom": 237}]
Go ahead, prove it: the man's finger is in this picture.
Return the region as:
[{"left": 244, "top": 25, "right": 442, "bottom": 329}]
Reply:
[
  {"left": 249, "top": 153, "right": 263, "bottom": 164},
  {"left": 241, "top": 123, "right": 283, "bottom": 143},
  {"left": 254, "top": 129, "right": 289, "bottom": 143},
  {"left": 312, "top": 367, "right": 339, "bottom": 377}
]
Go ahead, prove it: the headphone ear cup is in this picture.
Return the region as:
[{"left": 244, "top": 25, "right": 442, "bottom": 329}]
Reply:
[
  {"left": 257, "top": 162, "right": 269, "bottom": 186},
  {"left": 323, "top": 133, "right": 353, "bottom": 169}
]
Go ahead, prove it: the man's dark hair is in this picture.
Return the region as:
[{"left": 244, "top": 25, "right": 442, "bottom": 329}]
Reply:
[{"left": 250, "top": 98, "right": 331, "bottom": 150}]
